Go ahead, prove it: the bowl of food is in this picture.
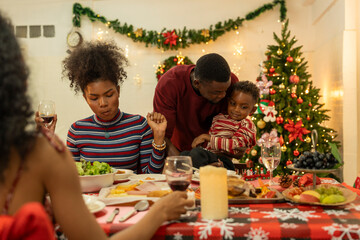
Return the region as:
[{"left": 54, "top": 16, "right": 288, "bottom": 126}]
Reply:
[
  {"left": 113, "top": 169, "right": 134, "bottom": 180},
  {"left": 76, "top": 160, "right": 115, "bottom": 192}
]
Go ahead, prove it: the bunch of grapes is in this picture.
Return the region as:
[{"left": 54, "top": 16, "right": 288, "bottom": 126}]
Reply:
[{"left": 293, "top": 151, "right": 339, "bottom": 169}]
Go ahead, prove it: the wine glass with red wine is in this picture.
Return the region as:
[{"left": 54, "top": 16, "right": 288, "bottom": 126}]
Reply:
[
  {"left": 38, "top": 100, "right": 55, "bottom": 128},
  {"left": 164, "top": 156, "right": 192, "bottom": 192}
]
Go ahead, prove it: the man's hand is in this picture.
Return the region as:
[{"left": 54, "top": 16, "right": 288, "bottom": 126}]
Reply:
[
  {"left": 35, "top": 111, "right": 57, "bottom": 134},
  {"left": 191, "top": 134, "right": 210, "bottom": 149}
]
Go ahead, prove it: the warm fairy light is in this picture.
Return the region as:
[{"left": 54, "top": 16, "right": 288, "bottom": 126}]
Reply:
[
  {"left": 299, "top": 109, "right": 302, "bottom": 112},
  {"left": 330, "top": 89, "right": 344, "bottom": 98},
  {"left": 289, "top": 110, "right": 292, "bottom": 113},
  {"left": 236, "top": 31, "right": 239, "bottom": 35},
  {"left": 133, "top": 73, "right": 142, "bottom": 87},
  {"left": 286, "top": 142, "right": 289, "bottom": 144},
  {"left": 310, "top": 125, "right": 313, "bottom": 128},
  {"left": 206, "top": 42, "right": 209, "bottom": 44},
  {"left": 231, "top": 63, "right": 241, "bottom": 76},
  {"left": 233, "top": 43, "right": 244, "bottom": 56},
  {"left": 202, "top": 49, "right": 206, "bottom": 53},
  {"left": 124, "top": 45, "right": 129, "bottom": 57},
  {"left": 179, "top": 38, "right": 182, "bottom": 42}
]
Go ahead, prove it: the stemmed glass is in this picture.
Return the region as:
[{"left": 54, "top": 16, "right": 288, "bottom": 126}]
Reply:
[
  {"left": 164, "top": 156, "right": 192, "bottom": 192},
  {"left": 261, "top": 142, "right": 281, "bottom": 187},
  {"left": 38, "top": 100, "right": 55, "bottom": 128}
]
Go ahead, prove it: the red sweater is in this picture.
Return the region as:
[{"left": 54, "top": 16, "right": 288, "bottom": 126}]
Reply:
[{"left": 153, "top": 65, "right": 239, "bottom": 152}]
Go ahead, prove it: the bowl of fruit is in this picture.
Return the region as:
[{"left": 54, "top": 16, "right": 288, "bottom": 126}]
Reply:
[{"left": 76, "top": 160, "right": 115, "bottom": 192}]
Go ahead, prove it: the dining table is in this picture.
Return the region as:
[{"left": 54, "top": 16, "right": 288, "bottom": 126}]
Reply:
[{"left": 90, "top": 176, "right": 360, "bottom": 240}]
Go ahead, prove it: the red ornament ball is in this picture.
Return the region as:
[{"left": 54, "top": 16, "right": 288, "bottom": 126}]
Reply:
[
  {"left": 309, "top": 102, "right": 313, "bottom": 107},
  {"left": 289, "top": 75, "right": 300, "bottom": 84},
  {"left": 297, "top": 98, "right": 303, "bottom": 104},
  {"left": 276, "top": 116, "right": 284, "bottom": 124},
  {"left": 267, "top": 55, "right": 271, "bottom": 60},
  {"left": 291, "top": 93, "right": 297, "bottom": 98},
  {"left": 286, "top": 160, "right": 293, "bottom": 166},
  {"left": 293, "top": 150, "right": 300, "bottom": 157},
  {"left": 307, "top": 116, "right": 311, "bottom": 121},
  {"left": 269, "top": 67, "right": 275, "bottom": 73},
  {"left": 173, "top": 58, "right": 178, "bottom": 62},
  {"left": 270, "top": 89, "right": 276, "bottom": 95},
  {"left": 286, "top": 56, "right": 293, "bottom": 62}
]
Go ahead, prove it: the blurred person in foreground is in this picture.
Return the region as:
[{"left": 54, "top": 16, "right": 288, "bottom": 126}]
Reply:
[{"left": 0, "top": 12, "right": 193, "bottom": 240}]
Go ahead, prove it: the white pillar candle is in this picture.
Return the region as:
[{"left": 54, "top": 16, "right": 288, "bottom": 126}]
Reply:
[{"left": 200, "top": 166, "right": 228, "bottom": 220}]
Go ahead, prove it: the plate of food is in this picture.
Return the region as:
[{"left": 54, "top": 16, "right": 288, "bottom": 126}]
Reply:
[
  {"left": 195, "top": 176, "right": 285, "bottom": 204},
  {"left": 113, "top": 169, "right": 134, "bottom": 180},
  {"left": 97, "top": 180, "right": 171, "bottom": 205},
  {"left": 128, "top": 174, "right": 166, "bottom": 182},
  {"left": 83, "top": 195, "right": 106, "bottom": 213},
  {"left": 282, "top": 184, "right": 357, "bottom": 206}
]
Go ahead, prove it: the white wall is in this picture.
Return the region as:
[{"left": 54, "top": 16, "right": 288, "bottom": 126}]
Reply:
[{"left": 1, "top": 0, "right": 356, "bottom": 183}]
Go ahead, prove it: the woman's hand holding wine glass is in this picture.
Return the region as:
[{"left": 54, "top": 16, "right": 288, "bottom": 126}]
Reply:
[{"left": 35, "top": 100, "right": 57, "bottom": 133}]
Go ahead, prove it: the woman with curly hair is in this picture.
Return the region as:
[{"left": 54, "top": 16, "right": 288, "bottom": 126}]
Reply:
[
  {"left": 1, "top": 12, "right": 192, "bottom": 240},
  {"left": 36, "top": 41, "right": 167, "bottom": 173}
]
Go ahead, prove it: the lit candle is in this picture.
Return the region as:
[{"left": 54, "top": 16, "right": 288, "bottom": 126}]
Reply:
[{"left": 200, "top": 166, "right": 228, "bottom": 219}]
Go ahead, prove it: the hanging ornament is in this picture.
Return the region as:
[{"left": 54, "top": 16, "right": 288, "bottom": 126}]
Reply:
[
  {"left": 295, "top": 56, "right": 301, "bottom": 63},
  {"left": 256, "top": 75, "right": 273, "bottom": 95},
  {"left": 263, "top": 106, "right": 278, "bottom": 122},
  {"left": 257, "top": 119, "right": 266, "bottom": 129},
  {"left": 257, "top": 129, "right": 279, "bottom": 147},
  {"left": 289, "top": 75, "right": 300, "bottom": 84},
  {"left": 162, "top": 30, "right": 178, "bottom": 47},
  {"left": 306, "top": 115, "right": 311, "bottom": 121},
  {"left": 305, "top": 136, "right": 311, "bottom": 143},
  {"left": 201, "top": 29, "right": 210, "bottom": 38},
  {"left": 134, "top": 28, "right": 143, "bottom": 38},
  {"left": 251, "top": 149, "right": 257, "bottom": 156},
  {"left": 269, "top": 66, "right": 275, "bottom": 73},
  {"left": 309, "top": 102, "right": 313, "bottom": 107},
  {"left": 279, "top": 83, "right": 285, "bottom": 90},
  {"left": 297, "top": 97, "right": 303, "bottom": 104},
  {"left": 267, "top": 55, "right": 271, "bottom": 60},
  {"left": 269, "top": 89, "right": 276, "bottom": 95},
  {"left": 286, "top": 56, "right": 293, "bottom": 62},
  {"left": 293, "top": 150, "right": 300, "bottom": 157},
  {"left": 286, "top": 160, "right": 293, "bottom": 166},
  {"left": 291, "top": 93, "right": 297, "bottom": 98},
  {"left": 277, "top": 48, "right": 283, "bottom": 55},
  {"left": 279, "top": 135, "right": 284, "bottom": 146},
  {"left": 276, "top": 116, "right": 284, "bottom": 124},
  {"left": 262, "top": 67, "right": 268, "bottom": 73},
  {"left": 281, "top": 42, "right": 286, "bottom": 47},
  {"left": 281, "top": 145, "right": 287, "bottom": 152},
  {"left": 246, "top": 159, "right": 254, "bottom": 168}
]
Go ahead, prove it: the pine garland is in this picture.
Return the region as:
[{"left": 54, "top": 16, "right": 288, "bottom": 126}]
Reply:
[{"left": 71, "top": 0, "right": 287, "bottom": 51}]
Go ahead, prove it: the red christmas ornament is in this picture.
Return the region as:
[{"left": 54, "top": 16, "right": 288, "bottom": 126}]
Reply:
[
  {"left": 276, "top": 116, "right": 284, "bottom": 124},
  {"left": 297, "top": 98, "right": 303, "bottom": 104},
  {"left": 293, "top": 150, "right": 300, "bottom": 157},
  {"left": 279, "top": 135, "right": 284, "bottom": 146},
  {"left": 173, "top": 58, "right": 178, "bottom": 62},
  {"left": 291, "top": 93, "right": 297, "bottom": 98},
  {"left": 246, "top": 159, "right": 254, "bottom": 168},
  {"left": 289, "top": 75, "right": 300, "bottom": 84},
  {"left": 309, "top": 102, "right": 313, "bottom": 107},
  {"left": 307, "top": 116, "right": 310, "bottom": 121},
  {"left": 286, "top": 56, "right": 293, "bottom": 62},
  {"left": 162, "top": 30, "right": 178, "bottom": 47},
  {"left": 270, "top": 89, "right": 276, "bottom": 95},
  {"left": 267, "top": 55, "right": 271, "bottom": 60},
  {"left": 156, "top": 74, "right": 161, "bottom": 80},
  {"left": 268, "top": 73, "right": 274, "bottom": 77},
  {"left": 286, "top": 160, "right": 293, "bottom": 166},
  {"left": 269, "top": 67, "right": 275, "bottom": 73}
]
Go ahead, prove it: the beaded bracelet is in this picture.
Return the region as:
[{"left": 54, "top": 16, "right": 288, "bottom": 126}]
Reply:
[{"left": 152, "top": 140, "right": 166, "bottom": 151}]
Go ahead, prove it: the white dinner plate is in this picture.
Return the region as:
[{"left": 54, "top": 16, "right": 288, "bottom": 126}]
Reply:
[
  {"left": 113, "top": 169, "right": 135, "bottom": 180},
  {"left": 128, "top": 174, "right": 166, "bottom": 182},
  {"left": 83, "top": 195, "right": 106, "bottom": 214}
]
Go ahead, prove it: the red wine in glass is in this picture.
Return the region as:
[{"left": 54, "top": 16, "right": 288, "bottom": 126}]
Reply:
[
  {"left": 168, "top": 180, "right": 190, "bottom": 191},
  {"left": 41, "top": 115, "right": 54, "bottom": 124}
]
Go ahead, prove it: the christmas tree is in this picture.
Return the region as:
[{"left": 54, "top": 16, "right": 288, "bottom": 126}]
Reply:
[{"left": 242, "top": 20, "right": 340, "bottom": 176}]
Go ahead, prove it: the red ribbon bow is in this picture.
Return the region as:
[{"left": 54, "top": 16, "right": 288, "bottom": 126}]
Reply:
[
  {"left": 284, "top": 119, "right": 311, "bottom": 143},
  {"left": 162, "top": 30, "right": 178, "bottom": 47}
]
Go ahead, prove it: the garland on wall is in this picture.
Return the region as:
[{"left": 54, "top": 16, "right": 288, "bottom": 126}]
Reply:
[
  {"left": 156, "top": 55, "right": 194, "bottom": 80},
  {"left": 72, "top": 0, "right": 287, "bottom": 51}
]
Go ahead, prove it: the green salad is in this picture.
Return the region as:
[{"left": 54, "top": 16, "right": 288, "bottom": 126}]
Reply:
[{"left": 75, "top": 159, "right": 112, "bottom": 176}]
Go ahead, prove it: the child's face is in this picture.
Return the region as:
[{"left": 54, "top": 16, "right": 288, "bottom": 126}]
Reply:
[{"left": 227, "top": 90, "right": 257, "bottom": 121}]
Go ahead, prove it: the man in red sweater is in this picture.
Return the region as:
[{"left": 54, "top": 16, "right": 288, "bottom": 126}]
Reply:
[{"left": 153, "top": 53, "right": 239, "bottom": 157}]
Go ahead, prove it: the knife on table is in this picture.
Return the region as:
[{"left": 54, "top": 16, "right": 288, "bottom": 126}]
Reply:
[{"left": 106, "top": 208, "right": 120, "bottom": 223}]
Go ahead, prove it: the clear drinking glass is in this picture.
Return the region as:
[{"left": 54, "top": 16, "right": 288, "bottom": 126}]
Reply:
[
  {"left": 164, "top": 156, "right": 192, "bottom": 191},
  {"left": 38, "top": 100, "right": 55, "bottom": 128},
  {"left": 261, "top": 142, "right": 281, "bottom": 186}
]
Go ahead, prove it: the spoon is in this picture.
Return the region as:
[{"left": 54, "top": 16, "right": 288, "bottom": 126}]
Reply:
[{"left": 118, "top": 200, "right": 149, "bottom": 222}]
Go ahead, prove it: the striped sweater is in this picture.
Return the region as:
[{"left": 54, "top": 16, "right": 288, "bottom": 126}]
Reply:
[
  {"left": 206, "top": 113, "right": 256, "bottom": 155},
  {"left": 66, "top": 110, "right": 165, "bottom": 173}
]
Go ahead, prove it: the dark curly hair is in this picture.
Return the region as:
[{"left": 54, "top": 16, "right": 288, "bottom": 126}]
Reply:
[
  {"left": 62, "top": 41, "right": 128, "bottom": 94},
  {"left": 194, "top": 53, "right": 231, "bottom": 83},
  {"left": 230, "top": 80, "right": 260, "bottom": 102},
  {"left": 0, "top": 13, "right": 35, "bottom": 182}
]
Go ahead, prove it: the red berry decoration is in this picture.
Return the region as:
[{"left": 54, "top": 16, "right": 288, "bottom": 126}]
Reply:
[
  {"left": 276, "top": 116, "right": 284, "bottom": 124},
  {"left": 270, "top": 89, "right": 276, "bottom": 95},
  {"left": 297, "top": 98, "right": 303, "bottom": 104},
  {"left": 291, "top": 93, "right": 297, "bottom": 98},
  {"left": 286, "top": 56, "right": 293, "bottom": 62},
  {"left": 173, "top": 58, "right": 177, "bottom": 62},
  {"left": 269, "top": 67, "right": 275, "bottom": 73},
  {"left": 293, "top": 150, "right": 300, "bottom": 157},
  {"left": 286, "top": 160, "right": 293, "bottom": 166},
  {"left": 309, "top": 102, "right": 313, "bottom": 107},
  {"left": 289, "top": 75, "right": 300, "bottom": 84}
]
